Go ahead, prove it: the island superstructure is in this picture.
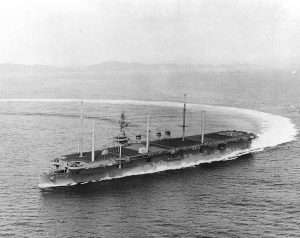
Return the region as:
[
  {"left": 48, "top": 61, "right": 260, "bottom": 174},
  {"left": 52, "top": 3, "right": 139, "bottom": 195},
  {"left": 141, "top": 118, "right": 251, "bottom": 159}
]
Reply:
[{"left": 39, "top": 96, "right": 256, "bottom": 188}]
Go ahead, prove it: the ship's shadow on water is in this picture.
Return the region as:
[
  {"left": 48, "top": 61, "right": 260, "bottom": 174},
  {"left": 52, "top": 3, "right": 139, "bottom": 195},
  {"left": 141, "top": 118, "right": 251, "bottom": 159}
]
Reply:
[{"left": 40, "top": 153, "right": 254, "bottom": 198}]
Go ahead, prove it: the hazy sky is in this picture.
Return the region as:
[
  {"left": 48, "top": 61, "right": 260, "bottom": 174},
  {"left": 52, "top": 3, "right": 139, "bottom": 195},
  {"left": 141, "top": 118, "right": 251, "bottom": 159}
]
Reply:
[{"left": 0, "top": 0, "right": 299, "bottom": 66}]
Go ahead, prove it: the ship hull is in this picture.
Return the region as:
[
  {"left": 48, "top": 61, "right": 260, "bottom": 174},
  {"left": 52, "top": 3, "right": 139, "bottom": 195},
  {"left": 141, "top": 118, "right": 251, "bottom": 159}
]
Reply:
[{"left": 39, "top": 139, "right": 252, "bottom": 188}]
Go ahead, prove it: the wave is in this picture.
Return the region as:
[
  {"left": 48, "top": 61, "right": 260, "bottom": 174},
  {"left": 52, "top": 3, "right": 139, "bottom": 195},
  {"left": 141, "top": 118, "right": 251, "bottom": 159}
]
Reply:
[{"left": 0, "top": 98, "right": 297, "bottom": 187}]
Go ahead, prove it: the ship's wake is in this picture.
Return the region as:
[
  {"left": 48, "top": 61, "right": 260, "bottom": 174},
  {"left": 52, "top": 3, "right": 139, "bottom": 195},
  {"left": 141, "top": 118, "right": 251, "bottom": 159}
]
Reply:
[{"left": 0, "top": 98, "right": 297, "bottom": 188}]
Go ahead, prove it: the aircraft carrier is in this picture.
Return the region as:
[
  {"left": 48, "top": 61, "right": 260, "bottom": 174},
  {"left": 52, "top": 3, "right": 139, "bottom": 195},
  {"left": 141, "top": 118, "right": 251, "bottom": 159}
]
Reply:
[{"left": 39, "top": 96, "right": 256, "bottom": 188}]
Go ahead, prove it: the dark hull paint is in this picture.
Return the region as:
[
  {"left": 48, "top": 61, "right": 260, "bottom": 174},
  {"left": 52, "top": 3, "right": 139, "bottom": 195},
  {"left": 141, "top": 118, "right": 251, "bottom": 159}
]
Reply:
[{"left": 39, "top": 139, "right": 251, "bottom": 188}]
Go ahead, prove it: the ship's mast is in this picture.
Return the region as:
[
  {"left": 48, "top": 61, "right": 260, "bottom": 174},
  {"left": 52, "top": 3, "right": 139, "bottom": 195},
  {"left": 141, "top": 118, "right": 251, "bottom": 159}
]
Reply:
[
  {"left": 201, "top": 110, "right": 205, "bottom": 144},
  {"left": 79, "top": 100, "right": 84, "bottom": 157},
  {"left": 118, "top": 140, "right": 123, "bottom": 169},
  {"left": 119, "top": 144, "right": 122, "bottom": 159},
  {"left": 91, "top": 120, "right": 95, "bottom": 162},
  {"left": 119, "top": 112, "right": 128, "bottom": 134},
  {"left": 115, "top": 113, "right": 129, "bottom": 169},
  {"left": 146, "top": 115, "right": 150, "bottom": 153},
  {"left": 182, "top": 94, "right": 187, "bottom": 141}
]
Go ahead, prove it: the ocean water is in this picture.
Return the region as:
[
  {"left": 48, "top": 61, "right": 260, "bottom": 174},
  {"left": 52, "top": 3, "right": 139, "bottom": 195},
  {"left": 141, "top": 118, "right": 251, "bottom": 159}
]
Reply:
[{"left": 0, "top": 69, "right": 299, "bottom": 237}]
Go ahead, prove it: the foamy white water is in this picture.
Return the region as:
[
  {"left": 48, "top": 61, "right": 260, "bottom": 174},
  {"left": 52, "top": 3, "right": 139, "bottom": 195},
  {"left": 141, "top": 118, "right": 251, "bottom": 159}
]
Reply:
[{"left": 1, "top": 98, "right": 297, "bottom": 187}]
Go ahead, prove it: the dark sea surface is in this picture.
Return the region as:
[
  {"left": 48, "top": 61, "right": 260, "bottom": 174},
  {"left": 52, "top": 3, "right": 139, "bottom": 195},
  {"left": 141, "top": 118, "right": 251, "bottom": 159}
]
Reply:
[{"left": 0, "top": 69, "right": 299, "bottom": 237}]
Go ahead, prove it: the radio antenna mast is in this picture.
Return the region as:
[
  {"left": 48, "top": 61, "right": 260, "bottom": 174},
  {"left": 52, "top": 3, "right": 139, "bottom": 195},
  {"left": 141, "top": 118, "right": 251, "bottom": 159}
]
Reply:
[
  {"left": 79, "top": 100, "right": 84, "bottom": 157},
  {"left": 181, "top": 94, "right": 187, "bottom": 141}
]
